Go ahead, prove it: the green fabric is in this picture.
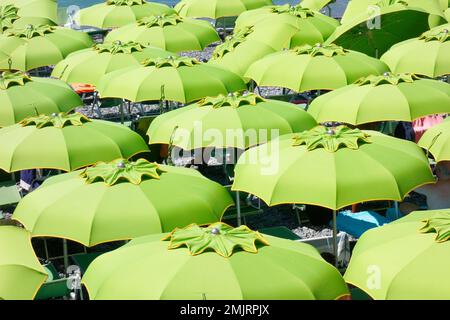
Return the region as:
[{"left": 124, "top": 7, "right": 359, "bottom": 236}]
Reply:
[
  {"left": 96, "top": 58, "right": 246, "bottom": 103},
  {"left": 13, "top": 164, "right": 233, "bottom": 246},
  {"left": 82, "top": 225, "right": 349, "bottom": 300},
  {"left": 147, "top": 92, "right": 317, "bottom": 149},
  {"left": 104, "top": 14, "right": 219, "bottom": 53},
  {"left": 0, "top": 116, "right": 149, "bottom": 172},
  {"left": 245, "top": 44, "right": 389, "bottom": 92},
  {"left": 0, "top": 25, "right": 93, "bottom": 71},
  {"left": 326, "top": 5, "right": 431, "bottom": 57},
  {"left": 0, "top": 0, "right": 57, "bottom": 28},
  {"left": 307, "top": 73, "right": 450, "bottom": 125},
  {"left": 74, "top": 0, "right": 175, "bottom": 28},
  {"left": 344, "top": 209, "right": 450, "bottom": 300},
  {"left": 52, "top": 41, "right": 172, "bottom": 86},
  {"left": 0, "top": 71, "right": 81, "bottom": 127},
  {"left": 163, "top": 223, "right": 269, "bottom": 257},
  {"left": 380, "top": 24, "right": 450, "bottom": 77},
  {"left": 418, "top": 119, "right": 450, "bottom": 162},
  {"left": 234, "top": 4, "right": 339, "bottom": 48},
  {"left": 175, "top": 0, "right": 273, "bottom": 19},
  {"left": 341, "top": 0, "right": 444, "bottom": 24},
  {"left": 232, "top": 127, "right": 435, "bottom": 209},
  {"left": 0, "top": 226, "right": 47, "bottom": 300}
]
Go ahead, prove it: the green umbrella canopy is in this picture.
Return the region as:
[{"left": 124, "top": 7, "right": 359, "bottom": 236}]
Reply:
[
  {"left": 208, "top": 26, "right": 277, "bottom": 77},
  {"left": 307, "top": 73, "right": 450, "bottom": 125},
  {"left": 245, "top": 43, "right": 390, "bottom": 93},
  {"left": 341, "top": 0, "right": 445, "bottom": 24},
  {"left": 380, "top": 24, "right": 450, "bottom": 77},
  {"left": 175, "top": 0, "right": 273, "bottom": 19},
  {"left": 232, "top": 125, "right": 434, "bottom": 209},
  {"left": 344, "top": 209, "right": 450, "bottom": 300},
  {"left": 104, "top": 14, "right": 220, "bottom": 53},
  {"left": 74, "top": 0, "right": 175, "bottom": 29},
  {"left": 234, "top": 5, "right": 339, "bottom": 48},
  {"left": 82, "top": 222, "right": 350, "bottom": 300},
  {"left": 0, "top": 226, "right": 47, "bottom": 300},
  {"left": 326, "top": 3, "right": 432, "bottom": 57},
  {"left": 13, "top": 158, "right": 233, "bottom": 247},
  {"left": 0, "top": 70, "right": 82, "bottom": 127},
  {"left": 51, "top": 41, "right": 173, "bottom": 86},
  {"left": 97, "top": 56, "right": 247, "bottom": 103},
  {"left": 446, "top": 8, "right": 450, "bottom": 21},
  {"left": 0, "top": 112, "right": 149, "bottom": 172},
  {"left": 0, "top": 0, "right": 57, "bottom": 29},
  {"left": 418, "top": 118, "right": 450, "bottom": 162},
  {"left": 0, "top": 24, "right": 94, "bottom": 72},
  {"left": 147, "top": 92, "right": 317, "bottom": 150}
]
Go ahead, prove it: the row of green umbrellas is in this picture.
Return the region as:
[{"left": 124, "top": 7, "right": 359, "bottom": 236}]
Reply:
[
  {"left": 0, "top": 0, "right": 57, "bottom": 30},
  {"left": 3, "top": 208, "right": 448, "bottom": 299}
]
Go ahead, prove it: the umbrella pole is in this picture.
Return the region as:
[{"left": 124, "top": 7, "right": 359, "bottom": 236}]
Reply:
[
  {"left": 119, "top": 100, "right": 125, "bottom": 124},
  {"left": 236, "top": 191, "right": 241, "bottom": 226},
  {"left": 63, "top": 239, "right": 69, "bottom": 273},
  {"left": 394, "top": 201, "right": 400, "bottom": 219},
  {"left": 333, "top": 210, "right": 338, "bottom": 268}
]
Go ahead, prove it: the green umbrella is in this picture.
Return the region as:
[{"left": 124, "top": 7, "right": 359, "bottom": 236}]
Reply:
[
  {"left": 74, "top": 0, "right": 175, "bottom": 29},
  {"left": 232, "top": 125, "right": 434, "bottom": 264},
  {"left": 341, "top": 0, "right": 445, "bottom": 24},
  {"left": 147, "top": 92, "right": 317, "bottom": 150},
  {"left": 13, "top": 158, "right": 233, "bottom": 247},
  {"left": 51, "top": 41, "right": 173, "bottom": 86},
  {"left": 344, "top": 209, "right": 450, "bottom": 300},
  {"left": 380, "top": 24, "right": 450, "bottom": 77},
  {"left": 0, "top": 225, "right": 47, "bottom": 300},
  {"left": 0, "top": 70, "right": 82, "bottom": 127},
  {"left": 208, "top": 26, "right": 277, "bottom": 77},
  {"left": 97, "top": 56, "right": 247, "bottom": 103},
  {"left": 307, "top": 73, "right": 450, "bottom": 125},
  {"left": 0, "top": 24, "right": 94, "bottom": 71},
  {"left": 245, "top": 43, "right": 390, "bottom": 92},
  {"left": 418, "top": 118, "right": 450, "bottom": 162},
  {"left": 234, "top": 5, "right": 339, "bottom": 49},
  {"left": 446, "top": 8, "right": 450, "bottom": 21},
  {"left": 175, "top": 0, "right": 273, "bottom": 19},
  {"left": 104, "top": 14, "right": 220, "bottom": 53},
  {"left": 232, "top": 125, "right": 434, "bottom": 209},
  {"left": 82, "top": 222, "right": 350, "bottom": 300},
  {"left": 0, "top": 112, "right": 149, "bottom": 172},
  {"left": 0, "top": 0, "right": 57, "bottom": 28},
  {"left": 326, "top": 4, "right": 432, "bottom": 57}
]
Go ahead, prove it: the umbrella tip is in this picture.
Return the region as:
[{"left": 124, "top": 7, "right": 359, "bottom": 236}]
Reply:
[
  {"left": 210, "top": 227, "right": 220, "bottom": 235},
  {"left": 116, "top": 161, "right": 126, "bottom": 169},
  {"left": 51, "top": 112, "right": 58, "bottom": 117},
  {"left": 383, "top": 72, "right": 390, "bottom": 77},
  {"left": 443, "top": 29, "right": 449, "bottom": 34}
]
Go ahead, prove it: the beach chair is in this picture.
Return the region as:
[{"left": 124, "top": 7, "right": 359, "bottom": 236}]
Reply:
[
  {"left": 0, "top": 171, "right": 20, "bottom": 208},
  {"left": 35, "top": 262, "right": 71, "bottom": 300},
  {"left": 70, "top": 252, "right": 105, "bottom": 275},
  {"left": 91, "top": 93, "right": 126, "bottom": 122}
]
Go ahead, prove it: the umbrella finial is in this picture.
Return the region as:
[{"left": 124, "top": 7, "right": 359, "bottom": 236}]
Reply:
[
  {"left": 326, "top": 128, "right": 335, "bottom": 135},
  {"left": 443, "top": 29, "right": 449, "bottom": 34},
  {"left": 116, "top": 161, "right": 126, "bottom": 169},
  {"left": 51, "top": 112, "right": 58, "bottom": 117},
  {"left": 383, "top": 72, "right": 390, "bottom": 77}
]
